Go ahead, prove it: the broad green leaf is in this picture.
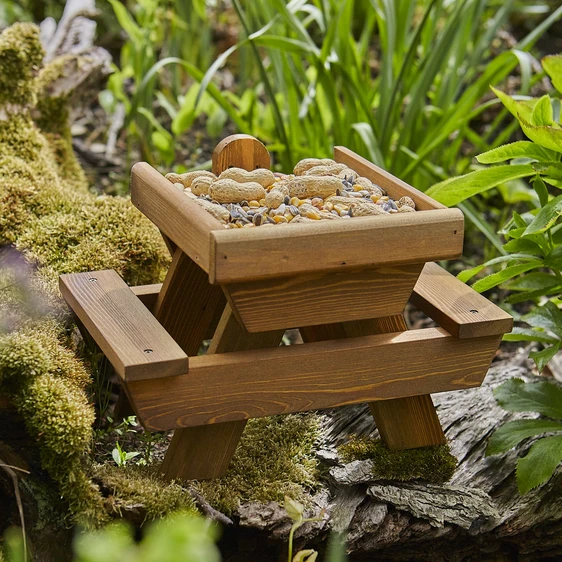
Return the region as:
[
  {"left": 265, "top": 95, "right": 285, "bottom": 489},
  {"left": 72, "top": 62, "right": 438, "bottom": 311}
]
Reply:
[
  {"left": 494, "top": 378, "right": 562, "bottom": 419},
  {"left": 487, "top": 419, "right": 562, "bottom": 455},
  {"left": 426, "top": 165, "right": 535, "bottom": 207},
  {"left": 502, "top": 238, "right": 542, "bottom": 256},
  {"left": 457, "top": 253, "right": 539, "bottom": 283},
  {"left": 529, "top": 343, "right": 561, "bottom": 373},
  {"left": 523, "top": 194, "right": 562, "bottom": 235},
  {"left": 517, "top": 433, "right": 562, "bottom": 493},
  {"left": 531, "top": 161, "right": 562, "bottom": 179},
  {"left": 503, "top": 327, "right": 559, "bottom": 344},
  {"left": 542, "top": 55, "right": 562, "bottom": 95},
  {"left": 472, "top": 261, "right": 542, "bottom": 293},
  {"left": 476, "top": 141, "right": 550, "bottom": 164},
  {"left": 491, "top": 86, "right": 536, "bottom": 122},
  {"left": 523, "top": 301, "right": 562, "bottom": 338},
  {"left": 506, "top": 288, "right": 562, "bottom": 304},
  {"left": 544, "top": 177, "right": 562, "bottom": 189},
  {"left": 533, "top": 175, "right": 549, "bottom": 207},
  {"left": 546, "top": 244, "right": 562, "bottom": 270},
  {"left": 519, "top": 116, "right": 562, "bottom": 153},
  {"left": 531, "top": 95, "right": 554, "bottom": 127},
  {"left": 504, "top": 272, "right": 560, "bottom": 292}
]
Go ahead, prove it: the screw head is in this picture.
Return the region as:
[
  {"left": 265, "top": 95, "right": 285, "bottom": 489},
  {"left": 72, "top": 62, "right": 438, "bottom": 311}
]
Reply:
[
  {"left": 470, "top": 309, "right": 478, "bottom": 314},
  {"left": 143, "top": 349, "right": 153, "bottom": 354},
  {"left": 88, "top": 277, "right": 97, "bottom": 282}
]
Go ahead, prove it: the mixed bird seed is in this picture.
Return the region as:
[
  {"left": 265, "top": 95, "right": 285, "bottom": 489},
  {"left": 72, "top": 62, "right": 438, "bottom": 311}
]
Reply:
[{"left": 165, "top": 158, "right": 416, "bottom": 229}]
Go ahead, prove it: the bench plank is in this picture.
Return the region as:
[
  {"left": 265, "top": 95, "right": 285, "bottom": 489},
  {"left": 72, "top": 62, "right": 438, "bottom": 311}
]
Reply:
[
  {"left": 127, "top": 327, "right": 502, "bottom": 431},
  {"left": 411, "top": 262, "right": 513, "bottom": 339},
  {"left": 60, "top": 270, "right": 188, "bottom": 381}
]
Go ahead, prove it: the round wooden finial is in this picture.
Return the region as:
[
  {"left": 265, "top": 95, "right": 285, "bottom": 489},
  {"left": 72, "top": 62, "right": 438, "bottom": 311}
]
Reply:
[{"left": 212, "top": 134, "right": 271, "bottom": 175}]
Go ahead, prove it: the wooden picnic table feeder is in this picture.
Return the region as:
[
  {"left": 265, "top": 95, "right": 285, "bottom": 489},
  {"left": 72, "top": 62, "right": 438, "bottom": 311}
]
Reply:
[{"left": 60, "top": 135, "right": 513, "bottom": 481}]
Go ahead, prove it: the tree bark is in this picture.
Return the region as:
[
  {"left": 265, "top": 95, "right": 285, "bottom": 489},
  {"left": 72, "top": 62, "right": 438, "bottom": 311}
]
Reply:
[{"left": 226, "top": 352, "right": 562, "bottom": 562}]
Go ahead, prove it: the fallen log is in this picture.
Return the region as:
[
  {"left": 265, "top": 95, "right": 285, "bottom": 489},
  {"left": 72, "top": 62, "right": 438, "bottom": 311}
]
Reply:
[{"left": 227, "top": 351, "right": 562, "bottom": 562}]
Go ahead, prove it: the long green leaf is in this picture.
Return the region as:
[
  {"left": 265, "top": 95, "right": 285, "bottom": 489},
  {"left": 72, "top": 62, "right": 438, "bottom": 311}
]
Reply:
[
  {"left": 427, "top": 165, "right": 535, "bottom": 207},
  {"left": 494, "top": 378, "right": 562, "bottom": 419},
  {"left": 517, "top": 433, "right": 562, "bottom": 494},
  {"left": 472, "top": 261, "right": 543, "bottom": 293},
  {"left": 542, "top": 54, "right": 562, "bottom": 95},
  {"left": 524, "top": 194, "right": 562, "bottom": 235},
  {"left": 487, "top": 419, "right": 562, "bottom": 455},
  {"left": 476, "top": 141, "right": 551, "bottom": 164}
]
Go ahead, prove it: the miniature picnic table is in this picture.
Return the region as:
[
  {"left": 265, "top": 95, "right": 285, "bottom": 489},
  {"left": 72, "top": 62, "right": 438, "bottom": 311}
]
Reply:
[{"left": 60, "top": 135, "right": 513, "bottom": 481}]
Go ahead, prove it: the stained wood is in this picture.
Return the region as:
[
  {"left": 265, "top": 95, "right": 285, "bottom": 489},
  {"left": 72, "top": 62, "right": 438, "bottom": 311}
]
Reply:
[
  {"left": 411, "top": 262, "right": 514, "bottom": 339},
  {"left": 212, "top": 134, "right": 270, "bottom": 175},
  {"left": 334, "top": 146, "right": 446, "bottom": 211},
  {"left": 154, "top": 250, "right": 226, "bottom": 356},
  {"left": 130, "top": 162, "right": 224, "bottom": 273},
  {"left": 161, "top": 306, "right": 284, "bottom": 480},
  {"left": 210, "top": 208, "right": 464, "bottom": 284},
  {"left": 127, "top": 328, "right": 502, "bottom": 431},
  {"left": 131, "top": 283, "right": 161, "bottom": 312},
  {"left": 59, "top": 270, "right": 188, "bottom": 381},
  {"left": 223, "top": 264, "right": 424, "bottom": 332},
  {"left": 302, "top": 316, "right": 445, "bottom": 450}
]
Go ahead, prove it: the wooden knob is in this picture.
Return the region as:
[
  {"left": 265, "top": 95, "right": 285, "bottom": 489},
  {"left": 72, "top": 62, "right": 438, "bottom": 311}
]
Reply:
[{"left": 212, "top": 134, "right": 270, "bottom": 175}]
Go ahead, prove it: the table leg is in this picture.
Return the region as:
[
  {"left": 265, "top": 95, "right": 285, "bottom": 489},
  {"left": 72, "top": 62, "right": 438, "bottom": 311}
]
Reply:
[
  {"left": 300, "top": 315, "right": 445, "bottom": 449},
  {"left": 160, "top": 305, "right": 284, "bottom": 480}
]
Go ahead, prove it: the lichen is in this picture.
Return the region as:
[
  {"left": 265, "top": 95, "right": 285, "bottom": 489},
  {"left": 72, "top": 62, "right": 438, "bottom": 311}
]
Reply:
[
  {"left": 92, "top": 464, "right": 197, "bottom": 522},
  {"left": 338, "top": 435, "right": 457, "bottom": 483},
  {"left": 196, "top": 414, "right": 321, "bottom": 514}
]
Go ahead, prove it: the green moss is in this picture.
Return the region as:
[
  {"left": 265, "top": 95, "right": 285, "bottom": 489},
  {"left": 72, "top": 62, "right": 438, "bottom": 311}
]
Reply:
[
  {"left": 17, "top": 374, "right": 94, "bottom": 467},
  {"left": 0, "top": 23, "right": 43, "bottom": 106},
  {"left": 0, "top": 332, "right": 50, "bottom": 385},
  {"left": 92, "top": 464, "right": 197, "bottom": 522},
  {"left": 338, "top": 435, "right": 457, "bottom": 483},
  {"left": 197, "top": 414, "right": 321, "bottom": 515}
]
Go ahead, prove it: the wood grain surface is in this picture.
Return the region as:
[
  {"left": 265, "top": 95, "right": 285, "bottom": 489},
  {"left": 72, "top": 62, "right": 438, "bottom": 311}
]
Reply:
[
  {"left": 160, "top": 306, "right": 284, "bottom": 480},
  {"left": 411, "top": 262, "right": 513, "bottom": 338},
  {"left": 212, "top": 134, "right": 270, "bottom": 175},
  {"left": 127, "top": 328, "right": 502, "bottom": 431},
  {"left": 154, "top": 250, "right": 225, "bottom": 356},
  {"left": 59, "top": 270, "right": 188, "bottom": 381},
  {"left": 131, "top": 283, "right": 162, "bottom": 312},
  {"left": 334, "top": 147, "right": 446, "bottom": 211},
  {"left": 130, "top": 162, "right": 223, "bottom": 272},
  {"left": 224, "top": 264, "right": 424, "bottom": 332},
  {"left": 301, "top": 316, "right": 445, "bottom": 450},
  {"left": 210, "top": 208, "right": 464, "bottom": 284}
]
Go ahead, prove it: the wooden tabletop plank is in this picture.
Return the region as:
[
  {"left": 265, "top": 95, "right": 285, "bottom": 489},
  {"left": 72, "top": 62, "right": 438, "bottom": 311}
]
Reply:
[
  {"left": 334, "top": 147, "right": 446, "bottom": 211},
  {"left": 60, "top": 270, "right": 188, "bottom": 382},
  {"left": 130, "top": 162, "right": 224, "bottom": 273},
  {"left": 128, "top": 327, "right": 501, "bottom": 431},
  {"left": 411, "top": 262, "right": 513, "bottom": 339},
  {"left": 210, "top": 208, "right": 464, "bottom": 284}
]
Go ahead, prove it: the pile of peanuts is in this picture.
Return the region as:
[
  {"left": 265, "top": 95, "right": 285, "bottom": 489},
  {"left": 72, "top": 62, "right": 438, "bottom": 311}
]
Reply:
[{"left": 165, "top": 157, "right": 416, "bottom": 228}]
